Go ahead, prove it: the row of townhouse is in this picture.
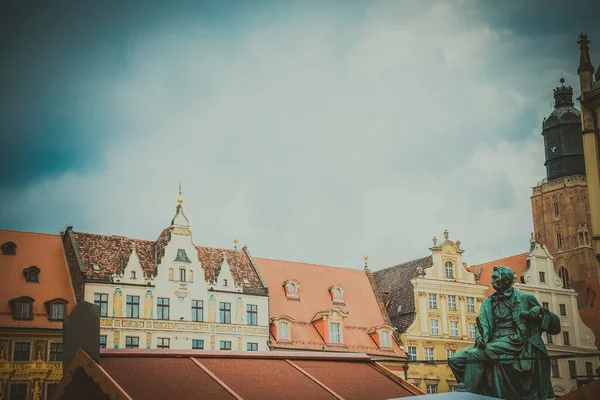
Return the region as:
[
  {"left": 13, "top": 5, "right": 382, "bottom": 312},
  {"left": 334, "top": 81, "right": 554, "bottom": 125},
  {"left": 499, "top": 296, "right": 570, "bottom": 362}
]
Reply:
[{"left": 0, "top": 195, "right": 406, "bottom": 400}]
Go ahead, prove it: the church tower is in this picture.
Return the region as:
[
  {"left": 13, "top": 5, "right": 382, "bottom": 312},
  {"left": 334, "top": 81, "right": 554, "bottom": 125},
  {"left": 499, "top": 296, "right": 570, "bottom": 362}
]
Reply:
[{"left": 531, "top": 79, "right": 596, "bottom": 284}]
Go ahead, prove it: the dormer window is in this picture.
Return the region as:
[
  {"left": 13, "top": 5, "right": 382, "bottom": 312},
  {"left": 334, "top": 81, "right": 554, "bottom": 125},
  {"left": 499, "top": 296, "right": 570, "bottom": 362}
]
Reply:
[
  {"left": 328, "top": 285, "right": 346, "bottom": 304},
  {"left": 368, "top": 325, "right": 395, "bottom": 350},
  {"left": 223, "top": 279, "right": 228, "bottom": 286},
  {"left": 539, "top": 271, "right": 546, "bottom": 283},
  {"left": 1, "top": 241, "right": 16, "bottom": 255},
  {"left": 270, "top": 316, "right": 294, "bottom": 342},
  {"left": 9, "top": 297, "right": 34, "bottom": 320},
  {"left": 284, "top": 280, "right": 301, "bottom": 299},
  {"left": 444, "top": 261, "right": 454, "bottom": 278},
  {"left": 92, "top": 263, "right": 100, "bottom": 271},
  {"left": 130, "top": 271, "right": 136, "bottom": 279},
  {"left": 278, "top": 321, "right": 290, "bottom": 340},
  {"left": 45, "top": 299, "right": 68, "bottom": 321},
  {"left": 23, "top": 266, "right": 40, "bottom": 283},
  {"left": 329, "top": 322, "right": 342, "bottom": 343}
]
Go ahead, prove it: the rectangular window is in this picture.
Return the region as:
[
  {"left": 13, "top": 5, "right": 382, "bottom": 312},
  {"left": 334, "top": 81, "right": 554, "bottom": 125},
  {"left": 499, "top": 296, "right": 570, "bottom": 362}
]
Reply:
[
  {"left": 157, "top": 338, "right": 170, "bottom": 349},
  {"left": 246, "top": 304, "right": 258, "bottom": 326},
  {"left": 219, "top": 302, "right": 231, "bottom": 324},
  {"left": 428, "top": 293, "right": 437, "bottom": 309},
  {"left": 126, "top": 295, "right": 139, "bottom": 318},
  {"left": 220, "top": 341, "right": 232, "bottom": 350},
  {"left": 426, "top": 384, "right": 438, "bottom": 394},
  {"left": 94, "top": 293, "right": 108, "bottom": 317},
  {"left": 407, "top": 346, "right": 417, "bottom": 361},
  {"left": 551, "top": 359, "right": 560, "bottom": 378},
  {"left": 563, "top": 331, "right": 570, "bottom": 346},
  {"left": 467, "top": 297, "right": 475, "bottom": 313},
  {"left": 446, "top": 349, "right": 456, "bottom": 360},
  {"left": 448, "top": 295, "right": 457, "bottom": 311},
  {"left": 50, "top": 303, "right": 65, "bottom": 320},
  {"left": 247, "top": 342, "right": 258, "bottom": 351},
  {"left": 49, "top": 342, "right": 63, "bottom": 361},
  {"left": 278, "top": 322, "right": 290, "bottom": 340},
  {"left": 450, "top": 321, "right": 459, "bottom": 336},
  {"left": 546, "top": 332, "right": 553, "bottom": 344},
  {"left": 542, "top": 301, "right": 549, "bottom": 311},
  {"left": 449, "top": 385, "right": 458, "bottom": 392},
  {"left": 424, "top": 347, "right": 434, "bottom": 361},
  {"left": 380, "top": 331, "right": 391, "bottom": 348},
  {"left": 330, "top": 322, "right": 342, "bottom": 343},
  {"left": 468, "top": 323, "right": 477, "bottom": 339},
  {"left": 100, "top": 335, "right": 107, "bottom": 349},
  {"left": 559, "top": 304, "right": 567, "bottom": 316},
  {"left": 16, "top": 301, "right": 31, "bottom": 319},
  {"left": 539, "top": 271, "right": 546, "bottom": 283},
  {"left": 125, "top": 337, "right": 139, "bottom": 349},
  {"left": 157, "top": 297, "right": 170, "bottom": 320},
  {"left": 192, "top": 300, "right": 203, "bottom": 322},
  {"left": 586, "top": 361, "right": 594, "bottom": 378},
  {"left": 192, "top": 339, "right": 204, "bottom": 350},
  {"left": 8, "top": 383, "right": 27, "bottom": 400},
  {"left": 445, "top": 262, "right": 454, "bottom": 278},
  {"left": 180, "top": 268, "right": 186, "bottom": 282},
  {"left": 568, "top": 360, "right": 577, "bottom": 378},
  {"left": 430, "top": 319, "right": 439, "bottom": 335},
  {"left": 13, "top": 342, "right": 30, "bottom": 361}
]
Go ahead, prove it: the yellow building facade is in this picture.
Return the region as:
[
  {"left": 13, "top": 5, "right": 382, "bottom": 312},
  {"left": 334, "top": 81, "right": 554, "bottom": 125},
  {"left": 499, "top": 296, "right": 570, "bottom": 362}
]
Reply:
[
  {"left": 577, "top": 34, "right": 600, "bottom": 277},
  {"left": 373, "top": 231, "right": 488, "bottom": 394}
]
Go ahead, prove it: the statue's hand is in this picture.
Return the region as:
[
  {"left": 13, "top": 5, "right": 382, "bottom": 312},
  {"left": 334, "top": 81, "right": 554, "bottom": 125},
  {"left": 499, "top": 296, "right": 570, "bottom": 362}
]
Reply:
[
  {"left": 527, "top": 306, "right": 543, "bottom": 320},
  {"left": 475, "top": 337, "right": 486, "bottom": 349}
]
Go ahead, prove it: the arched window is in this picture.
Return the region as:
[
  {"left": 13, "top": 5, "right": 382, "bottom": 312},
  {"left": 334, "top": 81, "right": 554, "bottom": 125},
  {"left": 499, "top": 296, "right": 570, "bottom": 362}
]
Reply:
[
  {"left": 444, "top": 261, "right": 454, "bottom": 278},
  {"left": 180, "top": 267, "right": 186, "bottom": 282},
  {"left": 1, "top": 241, "right": 16, "bottom": 255},
  {"left": 553, "top": 200, "right": 559, "bottom": 217},
  {"left": 23, "top": 266, "right": 40, "bottom": 283},
  {"left": 558, "top": 267, "right": 569, "bottom": 289},
  {"left": 556, "top": 232, "right": 563, "bottom": 250},
  {"left": 9, "top": 296, "right": 34, "bottom": 320}
]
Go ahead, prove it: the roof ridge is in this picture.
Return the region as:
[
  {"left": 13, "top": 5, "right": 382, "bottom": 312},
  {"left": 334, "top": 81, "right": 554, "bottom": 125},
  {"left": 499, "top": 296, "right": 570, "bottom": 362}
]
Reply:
[
  {"left": 470, "top": 252, "right": 528, "bottom": 268},
  {"left": 254, "top": 256, "right": 365, "bottom": 272},
  {"left": 0, "top": 228, "right": 60, "bottom": 237},
  {"left": 373, "top": 255, "right": 431, "bottom": 273}
]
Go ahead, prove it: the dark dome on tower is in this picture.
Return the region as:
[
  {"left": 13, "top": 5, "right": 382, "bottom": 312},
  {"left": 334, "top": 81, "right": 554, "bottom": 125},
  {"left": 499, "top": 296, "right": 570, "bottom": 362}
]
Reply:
[{"left": 541, "top": 78, "right": 586, "bottom": 181}]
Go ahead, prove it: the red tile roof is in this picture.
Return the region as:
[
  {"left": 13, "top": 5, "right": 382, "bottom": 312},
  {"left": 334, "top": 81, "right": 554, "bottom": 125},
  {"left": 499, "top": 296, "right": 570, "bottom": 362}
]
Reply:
[
  {"left": 577, "top": 275, "right": 600, "bottom": 349},
  {"left": 53, "top": 349, "right": 421, "bottom": 399},
  {"left": 254, "top": 257, "right": 406, "bottom": 358},
  {"left": 66, "top": 228, "right": 267, "bottom": 295},
  {"left": 0, "top": 229, "right": 76, "bottom": 329},
  {"left": 468, "top": 253, "right": 528, "bottom": 296}
]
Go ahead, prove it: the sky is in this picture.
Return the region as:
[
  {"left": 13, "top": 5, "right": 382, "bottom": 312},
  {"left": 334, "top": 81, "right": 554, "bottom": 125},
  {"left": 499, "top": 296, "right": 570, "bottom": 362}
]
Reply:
[{"left": 1, "top": 0, "right": 599, "bottom": 271}]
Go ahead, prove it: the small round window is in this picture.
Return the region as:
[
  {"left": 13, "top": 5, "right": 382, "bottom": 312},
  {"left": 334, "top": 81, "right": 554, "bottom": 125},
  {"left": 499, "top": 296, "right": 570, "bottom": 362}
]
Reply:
[
  {"left": 334, "top": 288, "right": 343, "bottom": 300},
  {"left": 287, "top": 282, "right": 297, "bottom": 295}
]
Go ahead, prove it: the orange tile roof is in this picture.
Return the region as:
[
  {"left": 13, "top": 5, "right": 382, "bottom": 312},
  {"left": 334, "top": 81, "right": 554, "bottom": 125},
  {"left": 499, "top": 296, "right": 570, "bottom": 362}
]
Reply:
[
  {"left": 0, "top": 229, "right": 76, "bottom": 329},
  {"left": 254, "top": 257, "right": 405, "bottom": 358},
  {"left": 468, "top": 253, "right": 528, "bottom": 296},
  {"left": 577, "top": 275, "right": 600, "bottom": 349}
]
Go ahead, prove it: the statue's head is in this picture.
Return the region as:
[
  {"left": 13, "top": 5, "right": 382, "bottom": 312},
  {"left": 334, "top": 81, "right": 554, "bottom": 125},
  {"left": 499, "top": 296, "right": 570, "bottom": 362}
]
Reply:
[{"left": 491, "top": 265, "right": 516, "bottom": 293}]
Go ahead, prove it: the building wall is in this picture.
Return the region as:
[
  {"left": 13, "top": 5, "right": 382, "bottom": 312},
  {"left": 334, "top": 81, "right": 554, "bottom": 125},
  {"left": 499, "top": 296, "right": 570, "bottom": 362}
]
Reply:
[
  {"left": 402, "top": 234, "right": 488, "bottom": 394},
  {"left": 0, "top": 332, "right": 63, "bottom": 400},
  {"left": 83, "top": 228, "right": 269, "bottom": 352},
  {"left": 518, "top": 241, "right": 597, "bottom": 396},
  {"left": 531, "top": 176, "right": 596, "bottom": 282}
]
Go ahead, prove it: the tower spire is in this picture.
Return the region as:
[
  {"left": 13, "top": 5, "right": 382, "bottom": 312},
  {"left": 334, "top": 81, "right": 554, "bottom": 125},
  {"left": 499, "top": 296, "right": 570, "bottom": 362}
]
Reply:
[
  {"left": 578, "top": 34, "right": 595, "bottom": 92},
  {"left": 177, "top": 183, "right": 183, "bottom": 206}
]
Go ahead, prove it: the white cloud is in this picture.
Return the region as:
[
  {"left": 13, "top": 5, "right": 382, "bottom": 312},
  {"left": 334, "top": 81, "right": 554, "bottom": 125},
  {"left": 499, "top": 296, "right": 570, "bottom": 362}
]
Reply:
[{"left": 0, "top": 0, "right": 559, "bottom": 269}]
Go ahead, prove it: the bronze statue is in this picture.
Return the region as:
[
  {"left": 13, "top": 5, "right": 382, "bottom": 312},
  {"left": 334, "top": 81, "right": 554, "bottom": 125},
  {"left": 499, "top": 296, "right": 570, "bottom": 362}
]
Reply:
[{"left": 449, "top": 265, "right": 561, "bottom": 400}]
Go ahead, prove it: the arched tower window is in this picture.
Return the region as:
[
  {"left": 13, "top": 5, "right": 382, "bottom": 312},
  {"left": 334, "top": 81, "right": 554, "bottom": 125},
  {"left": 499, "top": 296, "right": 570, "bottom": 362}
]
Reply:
[
  {"left": 558, "top": 267, "right": 569, "bottom": 289},
  {"left": 553, "top": 200, "right": 559, "bottom": 218},
  {"left": 556, "top": 232, "right": 563, "bottom": 250}
]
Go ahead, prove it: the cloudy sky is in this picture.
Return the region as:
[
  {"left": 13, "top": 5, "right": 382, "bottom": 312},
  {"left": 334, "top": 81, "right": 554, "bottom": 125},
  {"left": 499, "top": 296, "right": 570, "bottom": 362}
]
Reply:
[{"left": 1, "top": 0, "right": 599, "bottom": 270}]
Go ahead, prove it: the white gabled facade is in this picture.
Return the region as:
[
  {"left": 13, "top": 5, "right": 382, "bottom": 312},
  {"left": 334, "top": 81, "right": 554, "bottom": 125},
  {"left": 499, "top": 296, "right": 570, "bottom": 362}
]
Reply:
[
  {"left": 80, "top": 198, "right": 269, "bottom": 352},
  {"left": 518, "top": 237, "right": 597, "bottom": 395}
]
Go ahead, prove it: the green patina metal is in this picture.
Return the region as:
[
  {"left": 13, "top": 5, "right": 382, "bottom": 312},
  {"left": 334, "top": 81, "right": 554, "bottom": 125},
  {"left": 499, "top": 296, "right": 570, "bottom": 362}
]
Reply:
[{"left": 449, "top": 265, "right": 561, "bottom": 400}]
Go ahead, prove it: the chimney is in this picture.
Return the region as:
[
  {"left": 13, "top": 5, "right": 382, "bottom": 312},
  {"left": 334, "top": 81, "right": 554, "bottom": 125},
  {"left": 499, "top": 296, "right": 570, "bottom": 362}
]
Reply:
[
  {"left": 63, "top": 301, "right": 100, "bottom": 371},
  {"left": 381, "top": 291, "right": 392, "bottom": 308}
]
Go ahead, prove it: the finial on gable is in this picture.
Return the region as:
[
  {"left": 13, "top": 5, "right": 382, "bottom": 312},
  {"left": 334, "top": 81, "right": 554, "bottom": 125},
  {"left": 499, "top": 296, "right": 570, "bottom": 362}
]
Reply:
[
  {"left": 364, "top": 255, "right": 369, "bottom": 269},
  {"left": 233, "top": 238, "right": 238, "bottom": 250},
  {"left": 443, "top": 229, "right": 449, "bottom": 240},
  {"left": 177, "top": 183, "right": 183, "bottom": 206}
]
